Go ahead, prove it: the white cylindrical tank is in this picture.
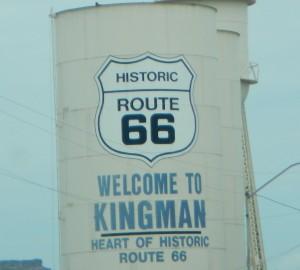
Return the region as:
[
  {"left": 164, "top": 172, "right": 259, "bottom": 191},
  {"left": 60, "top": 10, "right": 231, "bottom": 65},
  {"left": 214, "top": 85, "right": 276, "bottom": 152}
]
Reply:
[{"left": 53, "top": 1, "right": 254, "bottom": 270}]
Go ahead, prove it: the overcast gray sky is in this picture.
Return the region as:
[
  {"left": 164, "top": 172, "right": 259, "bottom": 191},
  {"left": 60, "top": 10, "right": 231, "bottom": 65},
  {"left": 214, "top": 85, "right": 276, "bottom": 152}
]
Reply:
[
  {"left": 0, "top": 1, "right": 299, "bottom": 270},
  {"left": 247, "top": 1, "right": 300, "bottom": 269}
]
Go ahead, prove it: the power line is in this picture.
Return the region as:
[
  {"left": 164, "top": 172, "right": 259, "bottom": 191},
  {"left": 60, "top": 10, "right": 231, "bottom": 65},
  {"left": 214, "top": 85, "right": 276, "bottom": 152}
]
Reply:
[
  {"left": 0, "top": 108, "right": 109, "bottom": 158},
  {"left": 2, "top": 106, "right": 300, "bottom": 205},
  {"left": 257, "top": 194, "right": 300, "bottom": 213},
  {"left": 249, "top": 162, "right": 300, "bottom": 197},
  {"left": 268, "top": 243, "right": 300, "bottom": 262},
  {"left": 2, "top": 100, "right": 300, "bottom": 220},
  {"left": 0, "top": 167, "right": 239, "bottom": 207},
  {"left": 0, "top": 107, "right": 248, "bottom": 196},
  {"left": 235, "top": 242, "right": 300, "bottom": 270},
  {"left": 260, "top": 212, "right": 300, "bottom": 220},
  {"left": 0, "top": 95, "right": 95, "bottom": 137},
  {"left": 1, "top": 96, "right": 299, "bottom": 228},
  {"left": 1, "top": 94, "right": 299, "bottom": 178},
  {"left": 1, "top": 166, "right": 300, "bottom": 223},
  {"left": 1, "top": 100, "right": 299, "bottom": 200},
  {"left": 0, "top": 169, "right": 95, "bottom": 203}
]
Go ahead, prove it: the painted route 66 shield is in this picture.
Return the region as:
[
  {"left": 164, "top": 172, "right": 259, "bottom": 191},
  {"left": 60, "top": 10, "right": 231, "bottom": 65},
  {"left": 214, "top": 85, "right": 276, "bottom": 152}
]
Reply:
[{"left": 95, "top": 53, "right": 197, "bottom": 166}]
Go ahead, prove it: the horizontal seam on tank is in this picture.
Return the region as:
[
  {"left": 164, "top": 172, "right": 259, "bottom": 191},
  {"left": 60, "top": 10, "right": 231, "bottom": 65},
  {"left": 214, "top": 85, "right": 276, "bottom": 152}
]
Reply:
[
  {"left": 60, "top": 198, "right": 225, "bottom": 205},
  {"left": 158, "top": 1, "right": 218, "bottom": 11},
  {"left": 57, "top": 106, "right": 97, "bottom": 113},
  {"left": 217, "top": 19, "right": 248, "bottom": 24},
  {"left": 59, "top": 105, "right": 223, "bottom": 113},
  {"left": 54, "top": 1, "right": 217, "bottom": 17},
  {"left": 220, "top": 174, "right": 244, "bottom": 178},
  {"left": 172, "top": 151, "right": 222, "bottom": 156},
  {"left": 221, "top": 126, "right": 243, "bottom": 131},
  {"left": 222, "top": 172, "right": 245, "bottom": 176},
  {"left": 191, "top": 152, "right": 222, "bottom": 156},
  {"left": 207, "top": 246, "right": 226, "bottom": 250},
  {"left": 55, "top": 54, "right": 218, "bottom": 66},
  {"left": 216, "top": 77, "right": 242, "bottom": 81},
  {"left": 61, "top": 246, "right": 225, "bottom": 256},
  {"left": 58, "top": 154, "right": 114, "bottom": 162},
  {"left": 224, "top": 222, "right": 245, "bottom": 226},
  {"left": 194, "top": 104, "right": 220, "bottom": 110},
  {"left": 58, "top": 153, "right": 223, "bottom": 162}
]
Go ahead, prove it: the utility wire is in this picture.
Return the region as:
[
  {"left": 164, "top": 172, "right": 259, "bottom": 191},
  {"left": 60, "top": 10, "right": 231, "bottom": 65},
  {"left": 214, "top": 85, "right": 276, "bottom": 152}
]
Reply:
[
  {"left": 257, "top": 194, "right": 300, "bottom": 213},
  {"left": 0, "top": 167, "right": 238, "bottom": 207},
  {"left": 0, "top": 108, "right": 109, "bottom": 158},
  {"left": 235, "top": 242, "right": 300, "bottom": 270},
  {"left": 0, "top": 168, "right": 243, "bottom": 222},
  {"left": 1, "top": 166, "right": 300, "bottom": 222},
  {"left": 267, "top": 243, "right": 300, "bottom": 262},
  {"left": 0, "top": 108, "right": 247, "bottom": 195},
  {"left": 249, "top": 162, "right": 300, "bottom": 197},
  {"left": 0, "top": 169, "right": 95, "bottom": 203},
  {"left": 0, "top": 105, "right": 295, "bottom": 202},
  {"left": 0, "top": 95, "right": 95, "bottom": 137},
  {"left": 1, "top": 97, "right": 298, "bottom": 200},
  {"left": 2, "top": 104, "right": 300, "bottom": 270},
  {"left": 2, "top": 97, "right": 300, "bottom": 224},
  {"left": 2, "top": 102, "right": 300, "bottom": 215},
  {"left": 1, "top": 94, "right": 299, "bottom": 178}
]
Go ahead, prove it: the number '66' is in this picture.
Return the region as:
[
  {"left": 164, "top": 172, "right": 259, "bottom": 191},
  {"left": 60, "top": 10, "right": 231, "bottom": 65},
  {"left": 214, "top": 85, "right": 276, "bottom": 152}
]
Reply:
[{"left": 122, "top": 113, "right": 175, "bottom": 145}]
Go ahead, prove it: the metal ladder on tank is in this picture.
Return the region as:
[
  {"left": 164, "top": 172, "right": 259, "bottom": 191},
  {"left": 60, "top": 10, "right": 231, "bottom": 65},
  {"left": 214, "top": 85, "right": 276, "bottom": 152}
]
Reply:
[{"left": 242, "top": 104, "right": 267, "bottom": 270}]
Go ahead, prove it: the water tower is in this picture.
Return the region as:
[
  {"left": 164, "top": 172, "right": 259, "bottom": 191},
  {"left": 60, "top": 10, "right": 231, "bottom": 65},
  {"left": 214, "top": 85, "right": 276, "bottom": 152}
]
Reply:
[{"left": 52, "top": 0, "right": 266, "bottom": 269}]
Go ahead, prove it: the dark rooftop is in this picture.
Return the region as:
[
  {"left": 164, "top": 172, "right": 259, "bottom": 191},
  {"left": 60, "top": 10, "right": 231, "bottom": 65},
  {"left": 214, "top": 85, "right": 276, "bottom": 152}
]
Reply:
[{"left": 0, "top": 260, "right": 50, "bottom": 270}]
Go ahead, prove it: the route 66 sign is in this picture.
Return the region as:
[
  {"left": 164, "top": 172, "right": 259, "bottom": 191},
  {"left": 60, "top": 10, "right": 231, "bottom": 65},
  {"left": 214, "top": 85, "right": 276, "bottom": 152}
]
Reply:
[{"left": 95, "top": 53, "right": 197, "bottom": 166}]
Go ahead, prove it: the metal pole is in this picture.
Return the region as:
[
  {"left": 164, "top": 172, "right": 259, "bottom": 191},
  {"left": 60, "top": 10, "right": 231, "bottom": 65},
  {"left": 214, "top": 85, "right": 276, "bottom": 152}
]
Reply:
[{"left": 247, "top": 162, "right": 300, "bottom": 198}]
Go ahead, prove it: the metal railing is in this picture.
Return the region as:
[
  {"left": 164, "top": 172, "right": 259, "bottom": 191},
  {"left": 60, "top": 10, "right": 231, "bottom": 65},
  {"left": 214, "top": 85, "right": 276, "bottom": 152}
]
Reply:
[{"left": 242, "top": 62, "right": 259, "bottom": 84}]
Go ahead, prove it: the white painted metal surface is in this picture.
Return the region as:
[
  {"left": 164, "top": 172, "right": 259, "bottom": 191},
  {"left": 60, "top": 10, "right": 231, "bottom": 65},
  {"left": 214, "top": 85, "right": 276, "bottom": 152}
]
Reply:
[{"left": 53, "top": 1, "right": 260, "bottom": 270}]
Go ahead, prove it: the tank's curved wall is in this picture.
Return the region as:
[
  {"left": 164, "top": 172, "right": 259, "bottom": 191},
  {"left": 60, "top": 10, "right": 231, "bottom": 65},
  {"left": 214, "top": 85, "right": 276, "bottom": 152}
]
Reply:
[
  {"left": 53, "top": 2, "right": 250, "bottom": 270},
  {"left": 217, "top": 29, "right": 246, "bottom": 270}
]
